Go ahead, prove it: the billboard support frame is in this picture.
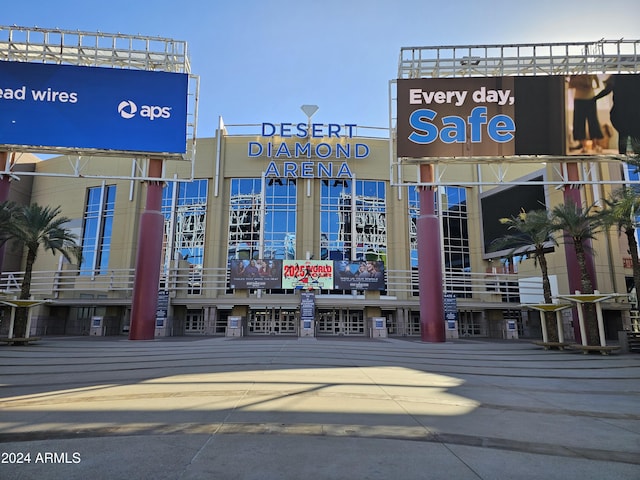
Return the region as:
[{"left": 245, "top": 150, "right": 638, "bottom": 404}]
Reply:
[
  {"left": 391, "top": 39, "right": 640, "bottom": 188},
  {"left": 390, "top": 39, "right": 640, "bottom": 343},
  {"left": 0, "top": 25, "right": 198, "bottom": 181},
  {"left": 0, "top": 25, "right": 199, "bottom": 341}
]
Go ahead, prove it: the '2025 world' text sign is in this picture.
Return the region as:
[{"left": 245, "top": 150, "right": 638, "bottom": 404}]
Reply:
[{"left": 0, "top": 60, "right": 189, "bottom": 156}]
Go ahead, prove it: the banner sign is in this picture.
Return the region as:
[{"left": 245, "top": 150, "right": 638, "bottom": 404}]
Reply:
[
  {"left": 398, "top": 74, "right": 640, "bottom": 159},
  {"left": 229, "top": 259, "right": 282, "bottom": 289},
  {"left": 444, "top": 293, "right": 458, "bottom": 324},
  {"left": 228, "top": 259, "right": 386, "bottom": 290},
  {"left": 397, "top": 77, "right": 516, "bottom": 158},
  {"left": 282, "top": 260, "right": 334, "bottom": 290},
  {"left": 156, "top": 290, "right": 169, "bottom": 327},
  {"left": 334, "top": 260, "right": 385, "bottom": 290},
  {"left": 0, "top": 60, "right": 188, "bottom": 155},
  {"left": 300, "top": 292, "right": 315, "bottom": 324}
]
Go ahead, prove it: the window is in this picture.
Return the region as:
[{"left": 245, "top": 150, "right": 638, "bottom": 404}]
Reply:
[
  {"left": 228, "top": 178, "right": 297, "bottom": 261},
  {"left": 321, "top": 179, "right": 386, "bottom": 263},
  {"left": 409, "top": 186, "right": 471, "bottom": 296},
  {"left": 80, "top": 184, "right": 115, "bottom": 274},
  {"left": 162, "top": 180, "right": 208, "bottom": 293},
  {"left": 441, "top": 187, "right": 470, "bottom": 272},
  {"left": 320, "top": 179, "right": 352, "bottom": 260},
  {"left": 354, "top": 181, "right": 387, "bottom": 263},
  {"left": 625, "top": 163, "right": 640, "bottom": 247},
  {"left": 264, "top": 178, "right": 297, "bottom": 259}
]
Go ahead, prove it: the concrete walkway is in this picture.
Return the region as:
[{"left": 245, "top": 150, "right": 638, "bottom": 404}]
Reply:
[{"left": 0, "top": 336, "right": 638, "bottom": 479}]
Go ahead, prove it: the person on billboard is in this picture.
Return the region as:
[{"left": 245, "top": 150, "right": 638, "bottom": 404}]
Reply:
[
  {"left": 232, "top": 260, "right": 246, "bottom": 277},
  {"left": 568, "top": 74, "right": 604, "bottom": 153},
  {"left": 244, "top": 259, "right": 259, "bottom": 276},
  {"left": 365, "top": 261, "right": 384, "bottom": 280},
  {"left": 257, "top": 260, "right": 270, "bottom": 276},
  {"left": 355, "top": 261, "right": 368, "bottom": 278},
  {"left": 593, "top": 74, "right": 640, "bottom": 154}
]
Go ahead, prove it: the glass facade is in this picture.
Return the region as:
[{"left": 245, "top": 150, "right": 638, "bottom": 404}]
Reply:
[
  {"left": 162, "top": 180, "right": 208, "bottom": 293},
  {"left": 441, "top": 187, "right": 470, "bottom": 272},
  {"left": 320, "top": 179, "right": 386, "bottom": 262},
  {"left": 320, "top": 179, "right": 352, "bottom": 261},
  {"left": 408, "top": 186, "right": 470, "bottom": 271},
  {"left": 80, "top": 184, "right": 116, "bottom": 274},
  {"left": 228, "top": 178, "right": 297, "bottom": 261}
]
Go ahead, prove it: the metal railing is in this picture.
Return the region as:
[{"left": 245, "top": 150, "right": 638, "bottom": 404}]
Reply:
[{"left": 0, "top": 267, "right": 550, "bottom": 306}]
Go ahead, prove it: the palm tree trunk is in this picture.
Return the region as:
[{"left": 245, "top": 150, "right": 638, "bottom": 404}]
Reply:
[
  {"left": 538, "top": 253, "right": 559, "bottom": 342},
  {"left": 14, "top": 248, "right": 36, "bottom": 339},
  {"left": 574, "top": 240, "right": 599, "bottom": 345},
  {"left": 626, "top": 229, "right": 640, "bottom": 299}
]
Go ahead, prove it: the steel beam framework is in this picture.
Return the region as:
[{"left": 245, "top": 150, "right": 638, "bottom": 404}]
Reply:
[
  {"left": 398, "top": 39, "right": 640, "bottom": 79},
  {"left": 390, "top": 39, "right": 640, "bottom": 188},
  {"left": 0, "top": 25, "right": 189, "bottom": 72},
  {"left": 0, "top": 25, "right": 198, "bottom": 179}
]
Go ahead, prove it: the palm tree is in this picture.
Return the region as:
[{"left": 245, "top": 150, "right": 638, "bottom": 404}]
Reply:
[
  {"left": 602, "top": 186, "right": 640, "bottom": 299},
  {"left": 551, "top": 200, "right": 603, "bottom": 345},
  {"left": 10, "top": 204, "right": 81, "bottom": 339},
  {"left": 494, "top": 209, "right": 559, "bottom": 341},
  {"left": 0, "top": 200, "right": 17, "bottom": 249}
]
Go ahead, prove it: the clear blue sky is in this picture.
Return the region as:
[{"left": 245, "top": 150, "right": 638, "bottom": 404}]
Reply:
[{"left": 4, "top": 0, "right": 640, "bottom": 137}]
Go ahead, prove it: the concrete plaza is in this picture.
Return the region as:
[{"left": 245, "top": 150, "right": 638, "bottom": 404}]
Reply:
[{"left": 0, "top": 336, "right": 638, "bottom": 479}]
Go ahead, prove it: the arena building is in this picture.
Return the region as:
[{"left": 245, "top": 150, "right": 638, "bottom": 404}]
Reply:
[
  {"left": 1, "top": 32, "right": 639, "bottom": 341},
  {"left": 1, "top": 123, "right": 638, "bottom": 340}
]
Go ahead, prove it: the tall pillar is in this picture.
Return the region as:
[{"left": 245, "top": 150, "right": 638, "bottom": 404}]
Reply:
[
  {"left": 417, "top": 164, "right": 446, "bottom": 342},
  {"left": 129, "top": 159, "right": 165, "bottom": 340}
]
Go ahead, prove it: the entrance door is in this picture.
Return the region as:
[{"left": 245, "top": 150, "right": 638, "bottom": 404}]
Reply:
[
  {"left": 458, "top": 311, "right": 483, "bottom": 337},
  {"left": 185, "top": 310, "right": 205, "bottom": 334},
  {"left": 248, "top": 308, "right": 297, "bottom": 335},
  {"left": 249, "top": 310, "right": 271, "bottom": 334},
  {"left": 276, "top": 310, "right": 297, "bottom": 335},
  {"left": 317, "top": 309, "right": 365, "bottom": 336},
  {"left": 344, "top": 310, "right": 365, "bottom": 335}
]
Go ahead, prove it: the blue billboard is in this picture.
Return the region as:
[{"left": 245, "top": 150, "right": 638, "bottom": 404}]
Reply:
[{"left": 0, "top": 60, "right": 188, "bottom": 155}]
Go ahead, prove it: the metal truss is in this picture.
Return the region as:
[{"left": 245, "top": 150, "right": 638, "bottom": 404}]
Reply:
[
  {"left": 398, "top": 39, "right": 640, "bottom": 79},
  {"left": 0, "top": 25, "right": 198, "bottom": 179},
  {"left": 0, "top": 25, "right": 189, "bottom": 72},
  {"left": 1, "top": 153, "right": 195, "bottom": 183},
  {"left": 391, "top": 156, "right": 640, "bottom": 188},
  {"left": 391, "top": 39, "right": 640, "bottom": 188}
]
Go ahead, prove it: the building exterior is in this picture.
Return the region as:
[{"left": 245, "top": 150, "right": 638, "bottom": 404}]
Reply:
[
  {"left": 1, "top": 36, "right": 639, "bottom": 341},
  {"left": 0, "top": 121, "right": 637, "bottom": 340}
]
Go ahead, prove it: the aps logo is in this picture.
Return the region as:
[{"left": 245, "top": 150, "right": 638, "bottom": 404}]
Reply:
[{"left": 117, "top": 100, "right": 172, "bottom": 120}]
